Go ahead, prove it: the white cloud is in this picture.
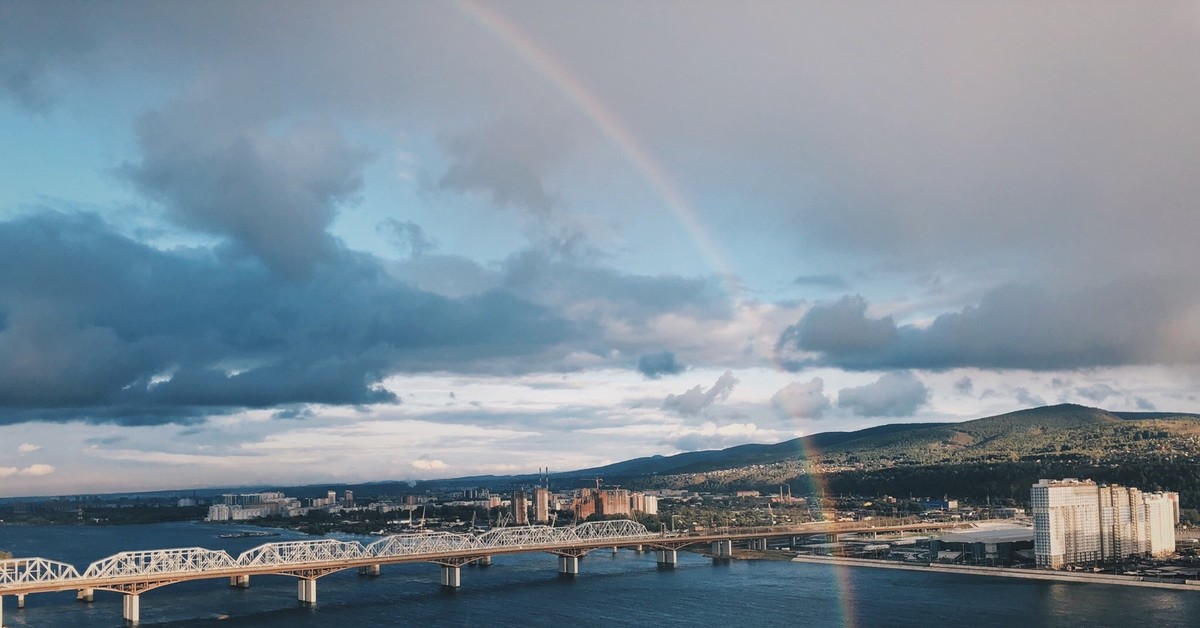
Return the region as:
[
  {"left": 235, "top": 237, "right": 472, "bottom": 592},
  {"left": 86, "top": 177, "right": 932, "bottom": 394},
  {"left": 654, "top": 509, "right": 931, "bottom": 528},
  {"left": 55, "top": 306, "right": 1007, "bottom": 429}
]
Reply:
[
  {"left": 2, "top": 464, "right": 56, "bottom": 477},
  {"left": 17, "top": 442, "right": 42, "bottom": 454},
  {"left": 411, "top": 457, "right": 448, "bottom": 471},
  {"left": 20, "top": 463, "right": 55, "bottom": 476},
  {"left": 663, "top": 370, "right": 739, "bottom": 416}
]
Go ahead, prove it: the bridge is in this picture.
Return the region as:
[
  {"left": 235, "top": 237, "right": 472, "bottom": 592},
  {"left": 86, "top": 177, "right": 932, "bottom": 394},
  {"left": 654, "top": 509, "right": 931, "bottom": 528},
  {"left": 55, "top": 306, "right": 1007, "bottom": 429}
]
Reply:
[{"left": 0, "top": 519, "right": 961, "bottom": 624}]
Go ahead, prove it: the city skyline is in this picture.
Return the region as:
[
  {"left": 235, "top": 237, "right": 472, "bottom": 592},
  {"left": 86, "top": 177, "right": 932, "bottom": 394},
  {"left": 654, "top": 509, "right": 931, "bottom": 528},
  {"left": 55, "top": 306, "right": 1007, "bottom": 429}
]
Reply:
[{"left": 2, "top": 1, "right": 1199, "bottom": 496}]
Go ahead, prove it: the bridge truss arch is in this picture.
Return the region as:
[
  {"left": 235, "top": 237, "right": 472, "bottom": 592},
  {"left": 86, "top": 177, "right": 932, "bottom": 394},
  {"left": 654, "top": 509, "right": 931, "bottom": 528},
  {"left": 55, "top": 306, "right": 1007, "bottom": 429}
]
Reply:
[{"left": 0, "top": 557, "right": 81, "bottom": 587}]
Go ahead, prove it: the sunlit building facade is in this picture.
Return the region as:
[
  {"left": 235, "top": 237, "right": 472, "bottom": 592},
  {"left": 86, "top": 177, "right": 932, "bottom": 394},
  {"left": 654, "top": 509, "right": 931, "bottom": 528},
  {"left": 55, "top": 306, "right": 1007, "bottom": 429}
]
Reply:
[
  {"left": 1032, "top": 479, "right": 1102, "bottom": 568},
  {"left": 1033, "top": 479, "right": 1178, "bottom": 568},
  {"left": 534, "top": 487, "right": 551, "bottom": 524}
]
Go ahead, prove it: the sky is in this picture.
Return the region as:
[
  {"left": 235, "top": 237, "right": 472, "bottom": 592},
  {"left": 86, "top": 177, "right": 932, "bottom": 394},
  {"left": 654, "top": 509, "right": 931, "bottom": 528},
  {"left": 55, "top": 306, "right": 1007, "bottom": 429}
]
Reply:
[{"left": 1, "top": 1, "right": 1199, "bottom": 497}]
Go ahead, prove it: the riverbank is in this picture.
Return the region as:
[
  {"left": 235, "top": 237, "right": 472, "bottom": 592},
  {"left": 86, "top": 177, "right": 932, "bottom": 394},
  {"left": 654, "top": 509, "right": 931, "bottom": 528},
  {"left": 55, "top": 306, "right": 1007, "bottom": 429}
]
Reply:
[{"left": 789, "top": 554, "right": 1200, "bottom": 591}]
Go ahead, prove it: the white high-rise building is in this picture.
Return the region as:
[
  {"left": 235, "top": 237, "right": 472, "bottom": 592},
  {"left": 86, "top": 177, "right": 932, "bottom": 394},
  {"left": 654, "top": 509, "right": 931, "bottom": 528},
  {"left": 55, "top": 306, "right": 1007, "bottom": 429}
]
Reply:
[
  {"left": 1032, "top": 479, "right": 1102, "bottom": 569},
  {"left": 1033, "top": 479, "right": 1179, "bottom": 568},
  {"left": 1099, "top": 485, "right": 1148, "bottom": 559},
  {"left": 1145, "top": 492, "right": 1178, "bottom": 557}
]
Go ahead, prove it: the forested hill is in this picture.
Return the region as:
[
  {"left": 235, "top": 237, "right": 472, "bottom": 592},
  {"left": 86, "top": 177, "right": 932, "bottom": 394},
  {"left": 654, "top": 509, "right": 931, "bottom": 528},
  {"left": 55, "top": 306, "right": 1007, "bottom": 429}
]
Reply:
[{"left": 566, "top": 403, "right": 1200, "bottom": 478}]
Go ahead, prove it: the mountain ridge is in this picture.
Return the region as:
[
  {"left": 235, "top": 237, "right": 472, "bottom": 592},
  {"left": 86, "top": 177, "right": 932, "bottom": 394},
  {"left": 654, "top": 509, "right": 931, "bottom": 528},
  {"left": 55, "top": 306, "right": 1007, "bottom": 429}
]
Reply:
[{"left": 561, "top": 403, "right": 1200, "bottom": 480}]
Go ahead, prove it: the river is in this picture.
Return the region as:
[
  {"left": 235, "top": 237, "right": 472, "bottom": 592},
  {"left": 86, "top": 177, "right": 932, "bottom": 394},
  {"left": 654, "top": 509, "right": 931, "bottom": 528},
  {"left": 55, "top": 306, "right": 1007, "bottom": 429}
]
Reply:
[{"left": 1, "top": 521, "right": 1197, "bottom": 627}]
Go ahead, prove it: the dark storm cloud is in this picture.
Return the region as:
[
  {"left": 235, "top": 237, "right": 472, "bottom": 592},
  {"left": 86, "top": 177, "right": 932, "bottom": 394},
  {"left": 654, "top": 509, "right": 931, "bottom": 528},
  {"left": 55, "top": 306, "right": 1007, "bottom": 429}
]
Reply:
[
  {"left": 0, "top": 212, "right": 580, "bottom": 425},
  {"left": 776, "top": 295, "right": 896, "bottom": 359},
  {"left": 124, "top": 114, "right": 372, "bottom": 278},
  {"left": 637, "top": 351, "right": 685, "bottom": 379},
  {"left": 837, "top": 371, "right": 928, "bottom": 417},
  {"left": 779, "top": 282, "right": 1199, "bottom": 371}
]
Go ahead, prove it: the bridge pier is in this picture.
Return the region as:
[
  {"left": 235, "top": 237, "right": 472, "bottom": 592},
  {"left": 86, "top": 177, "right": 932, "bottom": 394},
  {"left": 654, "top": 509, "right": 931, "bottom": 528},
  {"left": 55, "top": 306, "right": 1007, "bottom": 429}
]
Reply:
[
  {"left": 358, "top": 564, "right": 381, "bottom": 576},
  {"left": 476, "top": 555, "right": 492, "bottom": 566},
  {"left": 558, "top": 554, "right": 579, "bottom": 575},
  {"left": 441, "top": 565, "right": 461, "bottom": 588},
  {"left": 635, "top": 544, "right": 644, "bottom": 553},
  {"left": 229, "top": 574, "right": 251, "bottom": 588},
  {"left": 297, "top": 578, "right": 317, "bottom": 605},
  {"left": 77, "top": 588, "right": 94, "bottom": 603},
  {"left": 1, "top": 595, "right": 5, "bottom": 628},
  {"left": 17, "top": 593, "right": 25, "bottom": 608},
  {"left": 711, "top": 540, "right": 732, "bottom": 558},
  {"left": 612, "top": 546, "right": 619, "bottom": 555},
  {"left": 656, "top": 549, "right": 677, "bottom": 567},
  {"left": 122, "top": 593, "right": 140, "bottom": 624}
]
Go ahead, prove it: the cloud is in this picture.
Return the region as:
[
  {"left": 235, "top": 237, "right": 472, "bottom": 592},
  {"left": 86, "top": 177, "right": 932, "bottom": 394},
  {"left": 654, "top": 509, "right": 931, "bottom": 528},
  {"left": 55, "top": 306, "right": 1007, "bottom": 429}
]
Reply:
[
  {"left": 1135, "top": 397, "right": 1156, "bottom": 411},
  {"left": 377, "top": 219, "right": 435, "bottom": 258},
  {"left": 0, "top": 212, "right": 581, "bottom": 425},
  {"left": 17, "top": 443, "right": 41, "bottom": 454},
  {"left": 663, "top": 370, "right": 739, "bottom": 416},
  {"left": 637, "top": 351, "right": 685, "bottom": 379},
  {"left": 411, "top": 457, "right": 447, "bottom": 471},
  {"left": 124, "top": 115, "right": 372, "bottom": 278},
  {"left": 0, "top": 464, "right": 56, "bottom": 477},
  {"left": 777, "top": 295, "right": 896, "bottom": 359},
  {"left": 435, "top": 114, "right": 573, "bottom": 216},
  {"left": 954, "top": 376, "right": 973, "bottom": 395},
  {"left": 20, "top": 463, "right": 55, "bottom": 476},
  {"left": 770, "top": 378, "right": 830, "bottom": 420},
  {"left": 1076, "top": 383, "right": 1118, "bottom": 403},
  {"left": 1015, "top": 387, "right": 1046, "bottom": 407},
  {"left": 669, "top": 421, "right": 763, "bottom": 451},
  {"left": 792, "top": 274, "right": 849, "bottom": 290},
  {"left": 779, "top": 281, "right": 1200, "bottom": 371},
  {"left": 5, "top": 1, "right": 1200, "bottom": 286},
  {"left": 837, "top": 371, "right": 928, "bottom": 417}
]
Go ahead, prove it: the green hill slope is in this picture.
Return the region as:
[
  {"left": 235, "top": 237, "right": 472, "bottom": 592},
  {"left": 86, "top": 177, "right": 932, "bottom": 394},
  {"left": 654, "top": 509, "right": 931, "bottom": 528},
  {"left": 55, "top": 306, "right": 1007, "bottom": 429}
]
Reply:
[{"left": 575, "top": 404, "right": 1200, "bottom": 479}]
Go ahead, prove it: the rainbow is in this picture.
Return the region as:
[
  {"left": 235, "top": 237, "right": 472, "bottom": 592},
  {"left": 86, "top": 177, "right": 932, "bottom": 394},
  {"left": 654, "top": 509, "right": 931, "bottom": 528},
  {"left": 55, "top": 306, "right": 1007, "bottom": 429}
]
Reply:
[
  {"left": 455, "top": 4, "right": 856, "bottom": 623},
  {"left": 455, "top": 0, "right": 740, "bottom": 297}
]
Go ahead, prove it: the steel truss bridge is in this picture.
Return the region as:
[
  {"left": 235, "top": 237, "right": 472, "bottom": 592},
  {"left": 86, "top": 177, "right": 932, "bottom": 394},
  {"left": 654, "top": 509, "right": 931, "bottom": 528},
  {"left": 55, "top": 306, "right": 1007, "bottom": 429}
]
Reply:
[{"left": 0, "top": 519, "right": 962, "bottom": 624}]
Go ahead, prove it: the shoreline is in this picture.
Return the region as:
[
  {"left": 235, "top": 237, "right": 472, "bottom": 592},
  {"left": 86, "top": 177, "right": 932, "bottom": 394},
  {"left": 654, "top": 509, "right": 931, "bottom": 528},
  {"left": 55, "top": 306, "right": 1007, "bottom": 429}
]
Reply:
[{"left": 787, "top": 554, "right": 1200, "bottom": 591}]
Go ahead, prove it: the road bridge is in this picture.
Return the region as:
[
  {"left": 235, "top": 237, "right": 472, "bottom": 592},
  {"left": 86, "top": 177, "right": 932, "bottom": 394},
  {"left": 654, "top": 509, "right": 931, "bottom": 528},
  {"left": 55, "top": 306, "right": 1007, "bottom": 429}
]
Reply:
[{"left": 0, "top": 519, "right": 962, "bottom": 624}]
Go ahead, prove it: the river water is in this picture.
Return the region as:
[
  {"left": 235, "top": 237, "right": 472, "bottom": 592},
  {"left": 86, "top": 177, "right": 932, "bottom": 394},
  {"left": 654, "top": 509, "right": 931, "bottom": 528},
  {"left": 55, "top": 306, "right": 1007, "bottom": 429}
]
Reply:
[{"left": 1, "top": 521, "right": 1197, "bottom": 627}]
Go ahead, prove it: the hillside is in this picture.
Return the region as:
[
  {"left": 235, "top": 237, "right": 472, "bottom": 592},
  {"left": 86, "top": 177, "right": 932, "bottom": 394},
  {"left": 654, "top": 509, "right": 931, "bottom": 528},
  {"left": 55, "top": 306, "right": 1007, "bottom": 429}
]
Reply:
[{"left": 570, "top": 404, "right": 1200, "bottom": 480}]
